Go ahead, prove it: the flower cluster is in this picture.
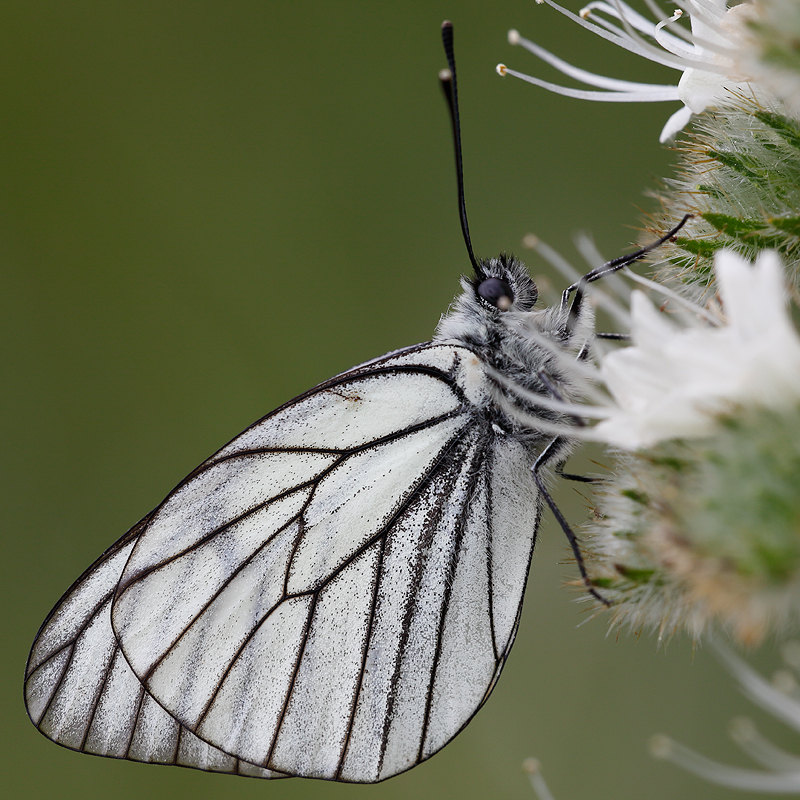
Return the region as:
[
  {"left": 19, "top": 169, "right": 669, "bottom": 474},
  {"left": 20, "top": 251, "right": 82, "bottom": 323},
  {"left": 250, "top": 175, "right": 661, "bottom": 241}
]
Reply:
[
  {"left": 501, "top": 0, "right": 800, "bottom": 645},
  {"left": 647, "top": 104, "right": 800, "bottom": 303},
  {"left": 586, "top": 249, "right": 800, "bottom": 645},
  {"left": 499, "top": 1, "right": 800, "bottom": 299},
  {"left": 500, "top": 2, "right": 800, "bottom": 792}
]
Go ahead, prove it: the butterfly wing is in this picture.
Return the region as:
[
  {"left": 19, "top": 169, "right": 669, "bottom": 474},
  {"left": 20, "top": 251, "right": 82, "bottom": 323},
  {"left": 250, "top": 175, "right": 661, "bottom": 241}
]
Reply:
[
  {"left": 27, "top": 342, "right": 542, "bottom": 782},
  {"left": 24, "top": 515, "right": 286, "bottom": 778}
]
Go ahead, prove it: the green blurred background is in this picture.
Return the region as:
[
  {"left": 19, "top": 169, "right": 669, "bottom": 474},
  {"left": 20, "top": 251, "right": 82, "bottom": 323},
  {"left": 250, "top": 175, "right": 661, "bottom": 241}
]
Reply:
[{"left": 2, "top": 2, "right": 793, "bottom": 799}]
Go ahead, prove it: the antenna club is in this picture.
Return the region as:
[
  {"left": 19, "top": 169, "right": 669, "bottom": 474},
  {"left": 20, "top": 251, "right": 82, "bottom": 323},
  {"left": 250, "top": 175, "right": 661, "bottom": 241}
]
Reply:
[
  {"left": 496, "top": 63, "right": 508, "bottom": 77},
  {"left": 439, "top": 68, "right": 453, "bottom": 82},
  {"left": 441, "top": 19, "right": 452, "bottom": 30},
  {"left": 579, "top": 6, "right": 591, "bottom": 19},
  {"left": 508, "top": 29, "right": 520, "bottom": 45}
]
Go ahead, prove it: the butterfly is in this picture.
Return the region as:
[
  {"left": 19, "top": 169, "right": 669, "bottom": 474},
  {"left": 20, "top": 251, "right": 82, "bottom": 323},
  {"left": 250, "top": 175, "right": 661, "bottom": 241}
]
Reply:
[{"left": 24, "top": 21, "right": 688, "bottom": 784}]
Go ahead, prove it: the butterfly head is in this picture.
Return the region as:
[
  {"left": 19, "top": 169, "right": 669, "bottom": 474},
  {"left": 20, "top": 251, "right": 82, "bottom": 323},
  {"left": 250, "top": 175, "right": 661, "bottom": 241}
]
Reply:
[
  {"left": 472, "top": 254, "right": 537, "bottom": 313},
  {"left": 435, "top": 254, "right": 549, "bottom": 352}
]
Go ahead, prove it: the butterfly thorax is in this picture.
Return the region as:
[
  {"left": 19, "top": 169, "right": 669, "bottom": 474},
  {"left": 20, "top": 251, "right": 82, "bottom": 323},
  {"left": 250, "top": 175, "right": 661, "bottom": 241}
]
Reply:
[{"left": 434, "top": 254, "right": 593, "bottom": 441}]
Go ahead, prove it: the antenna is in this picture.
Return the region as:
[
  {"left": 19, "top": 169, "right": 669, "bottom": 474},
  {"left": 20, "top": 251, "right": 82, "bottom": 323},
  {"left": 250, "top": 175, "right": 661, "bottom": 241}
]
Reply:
[{"left": 439, "top": 21, "right": 483, "bottom": 279}]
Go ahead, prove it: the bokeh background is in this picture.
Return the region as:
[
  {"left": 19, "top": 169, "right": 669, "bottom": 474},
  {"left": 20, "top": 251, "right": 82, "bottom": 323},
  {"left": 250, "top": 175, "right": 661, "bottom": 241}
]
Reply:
[{"left": 2, "top": 2, "right": 793, "bottom": 799}]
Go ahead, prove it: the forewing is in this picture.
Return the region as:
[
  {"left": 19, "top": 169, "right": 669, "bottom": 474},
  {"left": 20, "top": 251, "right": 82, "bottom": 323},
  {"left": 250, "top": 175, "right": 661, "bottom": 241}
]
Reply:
[{"left": 24, "top": 516, "right": 285, "bottom": 779}]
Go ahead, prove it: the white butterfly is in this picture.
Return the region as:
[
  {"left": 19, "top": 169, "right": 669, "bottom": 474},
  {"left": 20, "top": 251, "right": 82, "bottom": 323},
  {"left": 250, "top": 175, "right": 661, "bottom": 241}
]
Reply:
[{"left": 24, "top": 22, "right": 687, "bottom": 784}]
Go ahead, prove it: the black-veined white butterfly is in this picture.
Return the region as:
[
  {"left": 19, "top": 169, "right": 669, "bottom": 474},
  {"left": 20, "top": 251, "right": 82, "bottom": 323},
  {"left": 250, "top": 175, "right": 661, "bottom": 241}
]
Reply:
[{"left": 24, "top": 22, "right": 687, "bottom": 784}]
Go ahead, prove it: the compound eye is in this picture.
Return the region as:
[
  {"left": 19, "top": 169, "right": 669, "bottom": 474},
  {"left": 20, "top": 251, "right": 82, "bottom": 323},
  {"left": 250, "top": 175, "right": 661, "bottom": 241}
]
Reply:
[{"left": 477, "top": 277, "right": 514, "bottom": 311}]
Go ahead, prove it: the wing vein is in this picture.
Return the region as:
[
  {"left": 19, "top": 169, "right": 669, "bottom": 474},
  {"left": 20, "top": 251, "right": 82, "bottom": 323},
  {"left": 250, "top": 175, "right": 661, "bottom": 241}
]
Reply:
[
  {"left": 484, "top": 447, "right": 501, "bottom": 664},
  {"left": 264, "top": 593, "right": 319, "bottom": 770},
  {"left": 115, "top": 479, "right": 327, "bottom": 595},
  {"left": 117, "top": 409, "right": 464, "bottom": 597},
  {"left": 192, "top": 490, "right": 312, "bottom": 729},
  {"left": 26, "top": 639, "right": 74, "bottom": 684},
  {"left": 216, "top": 408, "right": 463, "bottom": 464},
  {"left": 123, "top": 682, "right": 147, "bottom": 759},
  {"left": 306, "top": 418, "right": 473, "bottom": 596},
  {"left": 191, "top": 588, "right": 315, "bottom": 732},
  {"left": 32, "top": 643, "right": 74, "bottom": 732},
  {"left": 140, "top": 510, "right": 308, "bottom": 683},
  {"left": 334, "top": 536, "right": 387, "bottom": 779},
  {"left": 172, "top": 718, "right": 182, "bottom": 765},
  {"left": 378, "top": 460, "right": 466, "bottom": 775},
  {"left": 79, "top": 638, "right": 115, "bottom": 752},
  {"left": 417, "top": 437, "right": 488, "bottom": 763},
  {"left": 373, "top": 435, "right": 471, "bottom": 779},
  {"left": 35, "top": 596, "right": 112, "bottom": 733}
]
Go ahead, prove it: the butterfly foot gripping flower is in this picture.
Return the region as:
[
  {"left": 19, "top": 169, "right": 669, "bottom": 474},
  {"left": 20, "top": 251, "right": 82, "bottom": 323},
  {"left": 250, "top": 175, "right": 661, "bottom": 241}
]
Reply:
[{"left": 584, "top": 248, "right": 800, "bottom": 645}]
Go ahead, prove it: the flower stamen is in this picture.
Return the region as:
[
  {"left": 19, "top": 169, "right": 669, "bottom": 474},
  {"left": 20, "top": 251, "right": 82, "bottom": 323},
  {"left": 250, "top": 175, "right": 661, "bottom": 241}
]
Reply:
[
  {"left": 505, "top": 28, "right": 681, "bottom": 96},
  {"left": 501, "top": 0, "right": 758, "bottom": 141}
]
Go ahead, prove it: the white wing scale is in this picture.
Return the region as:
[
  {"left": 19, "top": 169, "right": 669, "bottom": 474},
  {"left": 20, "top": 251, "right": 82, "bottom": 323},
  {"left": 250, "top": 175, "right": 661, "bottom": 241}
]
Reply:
[{"left": 25, "top": 343, "right": 541, "bottom": 782}]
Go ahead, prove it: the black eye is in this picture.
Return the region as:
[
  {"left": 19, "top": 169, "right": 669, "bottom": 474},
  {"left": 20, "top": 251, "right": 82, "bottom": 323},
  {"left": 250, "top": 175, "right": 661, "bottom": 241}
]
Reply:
[{"left": 476, "top": 277, "right": 514, "bottom": 311}]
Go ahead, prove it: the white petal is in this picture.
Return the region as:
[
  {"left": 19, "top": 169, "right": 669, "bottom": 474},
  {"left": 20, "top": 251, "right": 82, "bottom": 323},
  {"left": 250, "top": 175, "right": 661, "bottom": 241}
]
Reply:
[
  {"left": 593, "top": 250, "right": 800, "bottom": 450},
  {"left": 658, "top": 103, "right": 691, "bottom": 142},
  {"left": 628, "top": 290, "right": 680, "bottom": 348},
  {"left": 513, "top": 31, "right": 681, "bottom": 93}
]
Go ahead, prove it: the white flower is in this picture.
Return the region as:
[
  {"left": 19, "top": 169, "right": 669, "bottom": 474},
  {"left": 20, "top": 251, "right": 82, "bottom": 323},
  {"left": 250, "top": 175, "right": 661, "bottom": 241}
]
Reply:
[
  {"left": 593, "top": 249, "right": 800, "bottom": 450},
  {"left": 497, "top": 0, "right": 757, "bottom": 142}
]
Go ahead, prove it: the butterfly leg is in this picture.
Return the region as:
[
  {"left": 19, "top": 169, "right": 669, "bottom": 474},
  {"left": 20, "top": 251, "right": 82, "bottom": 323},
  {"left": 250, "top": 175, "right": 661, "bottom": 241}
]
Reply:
[
  {"left": 531, "top": 437, "right": 610, "bottom": 607},
  {"left": 595, "top": 332, "right": 630, "bottom": 341},
  {"left": 554, "top": 463, "right": 598, "bottom": 484},
  {"left": 536, "top": 370, "right": 598, "bottom": 483},
  {"left": 560, "top": 214, "right": 692, "bottom": 336},
  {"left": 536, "top": 370, "right": 588, "bottom": 432}
]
